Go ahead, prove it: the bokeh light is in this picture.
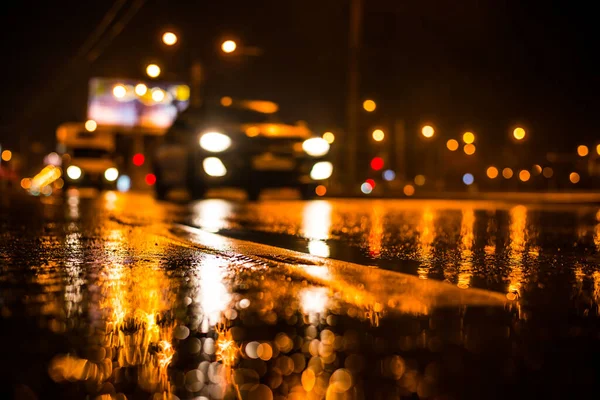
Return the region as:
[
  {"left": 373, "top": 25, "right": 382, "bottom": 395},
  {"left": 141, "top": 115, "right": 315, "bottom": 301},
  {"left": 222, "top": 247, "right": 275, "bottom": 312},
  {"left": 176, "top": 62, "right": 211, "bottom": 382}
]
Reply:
[
  {"left": 570, "top": 172, "right": 580, "bottom": 184},
  {"left": 370, "top": 157, "right": 384, "bottom": 171},
  {"left": 372, "top": 129, "right": 385, "bottom": 142},
  {"left": 577, "top": 145, "right": 589, "bottom": 157},
  {"left": 462, "top": 173, "right": 474, "bottom": 185},
  {"left": 132, "top": 153, "right": 145, "bottom": 167},
  {"left": 112, "top": 84, "right": 126, "bottom": 98},
  {"left": 462, "top": 132, "right": 475, "bottom": 144},
  {"left": 513, "top": 127, "right": 526, "bottom": 140},
  {"left": 315, "top": 185, "right": 327, "bottom": 196},
  {"left": 151, "top": 88, "right": 165, "bottom": 102},
  {"left": 162, "top": 31, "right": 178, "bottom": 46},
  {"left": 421, "top": 125, "right": 435, "bottom": 138},
  {"left": 146, "top": 64, "right": 161, "bottom": 78},
  {"left": 502, "top": 168, "right": 514, "bottom": 179},
  {"left": 135, "top": 83, "right": 147, "bottom": 96},
  {"left": 383, "top": 169, "right": 395, "bottom": 181},
  {"left": 403, "top": 184, "right": 415, "bottom": 196},
  {"left": 220, "top": 96, "right": 233, "bottom": 107},
  {"left": 360, "top": 182, "right": 373, "bottom": 194},
  {"left": 486, "top": 166, "right": 498, "bottom": 179},
  {"left": 519, "top": 170, "right": 531, "bottom": 182},
  {"left": 116, "top": 175, "right": 131, "bottom": 192},
  {"left": 221, "top": 40, "right": 237, "bottom": 53},
  {"left": 322, "top": 132, "right": 335, "bottom": 144},
  {"left": 463, "top": 143, "right": 476, "bottom": 155},
  {"left": 362, "top": 99, "right": 376, "bottom": 112},
  {"left": 532, "top": 164, "right": 542, "bottom": 175},
  {"left": 543, "top": 167, "right": 554, "bottom": 178},
  {"left": 84, "top": 119, "right": 97, "bottom": 132},
  {"left": 446, "top": 139, "right": 459, "bottom": 151},
  {"left": 414, "top": 175, "right": 426, "bottom": 186},
  {"left": 145, "top": 173, "right": 157, "bottom": 186},
  {"left": 2, "top": 149, "right": 12, "bottom": 162}
]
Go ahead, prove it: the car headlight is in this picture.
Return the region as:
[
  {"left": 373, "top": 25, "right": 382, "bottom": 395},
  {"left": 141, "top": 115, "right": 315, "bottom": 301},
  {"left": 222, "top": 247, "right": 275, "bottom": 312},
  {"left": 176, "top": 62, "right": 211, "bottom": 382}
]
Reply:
[
  {"left": 66, "top": 165, "right": 82, "bottom": 180},
  {"left": 302, "top": 137, "right": 330, "bottom": 157},
  {"left": 104, "top": 167, "right": 119, "bottom": 182},
  {"left": 199, "top": 132, "right": 232, "bottom": 152},
  {"left": 310, "top": 161, "right": 333, "bottom": 180}
]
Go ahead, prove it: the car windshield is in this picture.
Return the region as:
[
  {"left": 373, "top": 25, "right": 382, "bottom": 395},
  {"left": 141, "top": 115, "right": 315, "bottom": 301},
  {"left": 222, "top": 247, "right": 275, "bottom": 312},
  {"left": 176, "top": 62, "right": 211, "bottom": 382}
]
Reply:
[{"left": 72, "top": 148, "right": 111, "bottom": 158}]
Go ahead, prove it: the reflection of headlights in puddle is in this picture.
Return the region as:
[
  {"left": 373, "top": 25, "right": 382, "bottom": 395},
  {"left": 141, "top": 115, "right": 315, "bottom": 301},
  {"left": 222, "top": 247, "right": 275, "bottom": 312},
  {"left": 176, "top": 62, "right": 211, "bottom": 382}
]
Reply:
[
  {"left": 303, "top": 264, "right": 331, "bottom": 281},
  {"left": 195, "top": 255, "right": 232, "bottom": 332},
  {"left": 300, "top": 287, "right": 329, "bottom": 315},
  {"left": 308, "top": 239, "right": 330, "bottom": 257}
]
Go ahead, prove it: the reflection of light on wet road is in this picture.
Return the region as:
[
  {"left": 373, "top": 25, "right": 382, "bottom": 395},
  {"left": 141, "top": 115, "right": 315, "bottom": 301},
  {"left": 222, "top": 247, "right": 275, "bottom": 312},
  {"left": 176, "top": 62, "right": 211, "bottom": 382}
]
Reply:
[
  {"left": 458, "top": 208, "right": 475, "bottom": 289},
  {"left": 192, "top": 199, "right": 232, "bottom": 232},
  {"left": 302, "top": 200, "right": 332, "bottom": 257},
  {"left": 300, "top": 286, "right": 329, "bottom": 315},
  {"left": 195, "top": 255, "right": 232, "bottom": 332},
  {"left": 507, "top": 205, "right": 527, "bottom": 299},
  {"left": 368, "top": 203, "right": 384, "bottom": 257},
  {"left": 417, "top": 208, "right": 435, "bottom": 279}
]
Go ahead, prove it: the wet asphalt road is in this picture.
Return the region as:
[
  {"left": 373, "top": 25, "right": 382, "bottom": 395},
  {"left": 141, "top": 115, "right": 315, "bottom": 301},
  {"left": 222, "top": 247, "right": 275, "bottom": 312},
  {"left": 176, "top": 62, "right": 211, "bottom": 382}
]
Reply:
[{"left": 1, "top": 190, "right": 600, "bottom": 399}]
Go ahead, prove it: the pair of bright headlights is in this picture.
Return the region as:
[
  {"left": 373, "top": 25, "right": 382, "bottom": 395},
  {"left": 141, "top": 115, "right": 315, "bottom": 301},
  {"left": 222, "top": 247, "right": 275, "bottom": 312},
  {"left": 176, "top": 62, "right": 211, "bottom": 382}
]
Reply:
[
  {"left": 198, "top": 132, "right": 330, "bottom": 157},
  {"left": 66, "top": 165, "right": 119, "bottom": 182}
]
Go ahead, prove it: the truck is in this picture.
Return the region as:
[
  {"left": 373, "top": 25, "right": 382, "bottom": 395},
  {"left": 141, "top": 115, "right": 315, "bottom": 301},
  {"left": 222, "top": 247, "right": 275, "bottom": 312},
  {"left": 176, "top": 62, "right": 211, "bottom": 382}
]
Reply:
[{"left": 56, "top": 122, "right": 120, "bottom": 190}]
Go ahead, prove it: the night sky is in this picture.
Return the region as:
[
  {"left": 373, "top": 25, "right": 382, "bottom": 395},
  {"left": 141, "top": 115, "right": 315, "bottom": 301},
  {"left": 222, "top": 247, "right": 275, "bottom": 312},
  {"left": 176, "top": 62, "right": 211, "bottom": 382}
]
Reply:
[{"left": 0, "top": 0, "right": 597, "bottom": 159}]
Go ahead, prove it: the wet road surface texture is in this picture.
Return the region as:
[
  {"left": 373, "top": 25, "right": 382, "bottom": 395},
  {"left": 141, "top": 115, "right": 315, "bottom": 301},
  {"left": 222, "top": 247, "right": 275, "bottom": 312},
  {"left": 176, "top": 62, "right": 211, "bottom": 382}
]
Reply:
[{"left": 1, "top": 191, "right": 600, "bottom": 399}]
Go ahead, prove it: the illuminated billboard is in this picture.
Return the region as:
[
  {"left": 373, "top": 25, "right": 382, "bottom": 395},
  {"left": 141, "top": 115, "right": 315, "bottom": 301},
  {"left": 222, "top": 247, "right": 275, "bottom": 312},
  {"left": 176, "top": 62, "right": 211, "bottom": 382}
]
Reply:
[{"left": 87, "top": 78, "right": 190, "bottom": 131}]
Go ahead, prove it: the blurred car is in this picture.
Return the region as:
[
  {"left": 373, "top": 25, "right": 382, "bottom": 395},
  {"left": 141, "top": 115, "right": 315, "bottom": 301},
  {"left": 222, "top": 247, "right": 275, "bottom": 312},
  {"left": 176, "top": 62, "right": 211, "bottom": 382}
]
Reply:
[
  {"left": 57, "top": 122, "right": 120, "bottom": 191},
  {"left": 153, "top": 99, "right": 333, "bottom": 200}
]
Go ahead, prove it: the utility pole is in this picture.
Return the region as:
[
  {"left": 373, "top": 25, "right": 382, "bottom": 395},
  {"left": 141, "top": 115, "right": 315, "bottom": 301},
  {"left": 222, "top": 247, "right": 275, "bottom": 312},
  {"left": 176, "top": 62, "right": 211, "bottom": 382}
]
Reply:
[{"left": 345, "top": 0, "right": 363, "bottom": 192}]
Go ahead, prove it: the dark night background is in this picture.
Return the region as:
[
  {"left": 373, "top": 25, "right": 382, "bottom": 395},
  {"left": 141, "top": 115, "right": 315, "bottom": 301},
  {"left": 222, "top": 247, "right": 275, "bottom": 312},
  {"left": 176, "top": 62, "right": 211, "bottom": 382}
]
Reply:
[{"left": 0, "top": 0, "right": 597, "bottom": 161}]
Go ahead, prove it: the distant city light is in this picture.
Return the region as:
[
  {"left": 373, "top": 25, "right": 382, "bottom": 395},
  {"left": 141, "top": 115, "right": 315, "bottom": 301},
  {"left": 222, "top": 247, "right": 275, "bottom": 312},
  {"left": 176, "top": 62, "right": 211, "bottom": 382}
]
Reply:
[
  {"left": 383, "top": 169, "right": 395, "bottom": 181},
  {"left": 403, "top": 184, "right": 415, "bottom": 196},
  {"left": 104, "top": 167, "right": 119, "bottom": 182},
  {"left": 112, "top": 84, "right": 126, "bottom": 98},
  {"left": 543, "top": 167, "right": 554, "bottom": 178},
  {"left": 162, "top": 32, "right": 178, "bottom": 46},
  {"left": 597, "top": 144, "right": 600, "bottom": 156},
  {"left": 519, "top": 170, "right": 531, "bottom": 182},
  {"left": 486, "top": 166, "right": 499, "bottom": 179},
  {"left": 372, "top": 129, "right": 385, "bottom": 142},
  {"left": 464, "top": 143, "right": 476, "bottom": 155},
  {"left": 370, "top": 157, "right": 384, "bottom": 171},
  {"left": 362, "top": 99, "right": 376, "bottom": 112},
  {"left": 85, "top": 119, "right": 97, "bottom": 132},
  {"left": 446, "top": 139, "right": 459, "bottom": 151},
  {"left": 21, "top": 178, "right": 31, "bottom": 190},
  {"left": 421, "top": 125, "right": 435, "bottom": 138},
  {"left": 220, "top": 96, "right": 233, "bottom": 106},
  {"left": 532, "top": 164, "right": 542, "bottom": 175},
  {"left": 360, "top": 182, "right": 373, "bottom": 194},
  {"left": 569, "top": 172, "right": 580, "bottom": 184},
  {"left": 146, "top": 64, "right": 161, "bottom": 78},
  {"left": 1, "top": 149, "right": 12, "bottom": 162},
  {"left": 135, "top": 83, "right": 147, "bottom": 96},
  {"left": 577, "top": 145, "right": 589, "bottom": 157},
  {"left": 145, "top": 173, "right": 157, "bottom": 186},
  {"left": 502, "top": 168, "right": 513, "bottom": 179},
  {"left": 116, "top": 175, "right": 131, "bottom": 192},
  {"left": 221, "top": 40, "right": 237, "bottom": 53},
  {"left": 44, "top": 152, "right": 61, "bottom": 166},
  {"left": 365, "top": 178, "right": 376, "bottom": 189},
  {"left": 462, "top": 132, "right": 475, "bottom": 144},
  {"left": 132, "top": 153, "right": 145, "bottom": 167},
  {"left": 414, "top": 175, "right": 426, "bottom": 186},
  {"left": 322, "top": 132, "right": 335, "bottom": 144},
  {"left": 315, "top": 185, "right": 327, "bottom": 197},
  {"left": 462, "top": 173, "right": 474, "bottom": 185},
  {"left": 513, "top": 127, "right": 526, "bottom": 140}
]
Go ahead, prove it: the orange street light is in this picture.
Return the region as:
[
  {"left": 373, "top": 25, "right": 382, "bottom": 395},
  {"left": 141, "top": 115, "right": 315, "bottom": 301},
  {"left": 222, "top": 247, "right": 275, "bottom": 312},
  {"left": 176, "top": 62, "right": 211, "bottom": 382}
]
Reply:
[
  {"left": 162, "top": 32, "right": 178, "bottom": 46},
  {"left": 146, "top": 64, "right": 161, "bottom": 78},
  {"left": 372, "top": 129, "right": 385, "bottom": 142},
  {"left": 362, "top": 99, "right": 376, "bottom": 112},
  {"left": 513, "top": 127, "right": 526, "bottom": 140},
  {"left": 462, "top": 131, "right": 475, "bottom": 144},
  {"left": 221, "top": 40, "right": 237, "bottom": 53},
  {"left": 486, "top": 166, "right": 499, "bottom": 179},
  {"left": 577, "top": 145, "right": 589, "bottom": 157}
]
